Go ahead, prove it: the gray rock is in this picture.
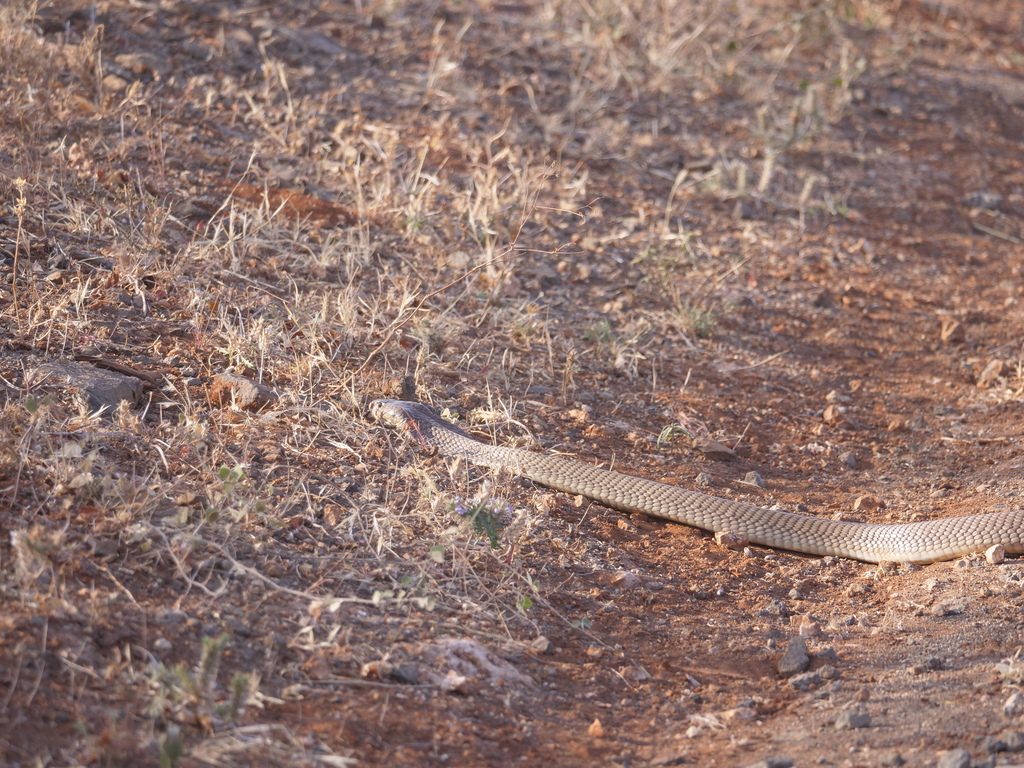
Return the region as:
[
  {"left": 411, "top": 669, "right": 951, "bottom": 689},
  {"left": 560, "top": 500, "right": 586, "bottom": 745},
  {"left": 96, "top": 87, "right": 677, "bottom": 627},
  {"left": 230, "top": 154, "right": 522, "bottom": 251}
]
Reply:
[
  {"left": 389, "top": 663, "right": 420, "bottom": 685},
  {"left": 745, "top": 471, "right": 767, "bottom": 488},
  {"left": 29, "top": 360, "right": 142, "bottom": 413},
  {"left": 778, "top": 636, "right": 810, "bottom": 677},
  {"left": 813, "top": 646, "right": 841, "bottom": 665},
  {"left": 963, "top": 191, "right": 1002, "bottom": 210},
  {"left": 835, "top": 709, "right": 871, "bottom": 729},
  {"left": 987, "top": 730, "right": 1024, "bottom": 753},
  {"left": 937, "top": 749, "right": 971, "bottom": 768},
  {"left": 788, "top": 670, "right": 822, "bottom": 691},
  {"left": 1004, "top": 691, "right": 1024, "bottom": 716},
  {"left": 1005, "top": 730, "right": 1024, "bottom": 752},
  {"left": 818, "top": 664, "right": 841, "bottom": 681},
  {"left": 744, "top": 758, "right": 793, "bottom": 768},
  {"left": 207, "top": 372, "right": 279, "bottom": 411}
]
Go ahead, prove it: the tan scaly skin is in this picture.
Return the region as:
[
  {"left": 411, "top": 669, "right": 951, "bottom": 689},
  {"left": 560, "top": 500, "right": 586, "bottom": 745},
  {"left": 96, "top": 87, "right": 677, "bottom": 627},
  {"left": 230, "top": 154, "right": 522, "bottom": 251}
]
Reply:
[{"left": 372, "top": 399, "right": 1024, "bottom": 564}]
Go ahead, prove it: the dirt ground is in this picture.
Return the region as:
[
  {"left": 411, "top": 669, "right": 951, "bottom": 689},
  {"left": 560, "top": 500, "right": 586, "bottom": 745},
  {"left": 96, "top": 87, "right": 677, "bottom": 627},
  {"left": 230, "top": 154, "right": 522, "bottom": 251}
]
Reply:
[{"left": 2, "top": 0, "right": 1024, "bottom": 766}]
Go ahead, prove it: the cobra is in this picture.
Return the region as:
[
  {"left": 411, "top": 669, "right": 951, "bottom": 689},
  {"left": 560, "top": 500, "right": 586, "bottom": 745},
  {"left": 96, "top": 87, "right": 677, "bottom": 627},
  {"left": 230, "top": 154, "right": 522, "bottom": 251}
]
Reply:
[{"left": 372, "top": 399, "right": 1024, "bottom": 564}]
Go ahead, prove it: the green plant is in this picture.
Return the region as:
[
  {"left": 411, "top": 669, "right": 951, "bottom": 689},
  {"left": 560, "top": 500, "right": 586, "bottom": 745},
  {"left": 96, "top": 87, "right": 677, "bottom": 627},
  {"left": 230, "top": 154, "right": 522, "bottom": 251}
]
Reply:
[
  {"left": 204, "top": 465, "right": 267, "bottom": 524},
  {"left": 583, "top": 318, "right": 615, "bottom": 346},
  {"left": 148, "top": 634, "right": 256, "bottom": 728},
  {"left": 672, "top": 297, "right": 717, "bottom": 339},
  {"left": 450, "top": 495, "right": 513, "bottom": 549},
  {"left": 656, "top": 423, "right": 694, "bottom": 448}
]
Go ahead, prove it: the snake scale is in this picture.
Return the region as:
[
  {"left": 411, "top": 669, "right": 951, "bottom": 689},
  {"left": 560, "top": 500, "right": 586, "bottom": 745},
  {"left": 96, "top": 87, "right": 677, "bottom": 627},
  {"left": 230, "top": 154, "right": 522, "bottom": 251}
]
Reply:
[{"left": 372, "top": 399, "right": 1024, "bottom": 564}]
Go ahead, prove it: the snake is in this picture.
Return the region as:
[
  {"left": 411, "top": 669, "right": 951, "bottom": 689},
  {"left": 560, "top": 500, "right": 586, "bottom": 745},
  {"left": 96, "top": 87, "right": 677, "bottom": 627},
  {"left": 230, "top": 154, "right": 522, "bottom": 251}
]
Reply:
[{"left": 371, "top": 399, "right": 1024, "bottom": 564}]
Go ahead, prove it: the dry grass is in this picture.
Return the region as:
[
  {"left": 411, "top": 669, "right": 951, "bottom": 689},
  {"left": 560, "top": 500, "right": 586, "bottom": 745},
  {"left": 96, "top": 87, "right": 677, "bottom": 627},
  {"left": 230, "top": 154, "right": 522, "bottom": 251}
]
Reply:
[{"left": 3, "top": 0, "right": 1016, "bottom": 764}]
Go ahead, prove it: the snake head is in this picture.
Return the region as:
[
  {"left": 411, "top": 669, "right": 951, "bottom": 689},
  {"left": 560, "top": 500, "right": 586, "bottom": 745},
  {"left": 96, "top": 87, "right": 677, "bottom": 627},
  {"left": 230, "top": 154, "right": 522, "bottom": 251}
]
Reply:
[{"left": 371, "top": 399, "right": 430, "bottom": 444}]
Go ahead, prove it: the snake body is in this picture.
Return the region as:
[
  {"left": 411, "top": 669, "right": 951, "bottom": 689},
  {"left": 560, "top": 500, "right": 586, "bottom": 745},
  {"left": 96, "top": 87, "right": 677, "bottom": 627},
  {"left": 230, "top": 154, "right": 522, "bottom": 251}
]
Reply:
[{"left": 372, "top": 399, "right": 1024, "bottom": 564}]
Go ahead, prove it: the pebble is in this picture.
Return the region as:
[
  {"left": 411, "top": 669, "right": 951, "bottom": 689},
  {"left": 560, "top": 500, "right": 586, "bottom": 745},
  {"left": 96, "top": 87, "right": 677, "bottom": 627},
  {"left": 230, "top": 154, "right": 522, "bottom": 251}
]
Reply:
[
  {"left": 621, "top": 665, "right": 651, "bottom": 682},
  {"left": 1004, "top": 691, "right": 1024, "bottom": 716},
  {"left": 610, "top": 571, "right": 643, "bottom": 590},
  {"left": 878, "top": 753, "right": 905, "bottom": 767},
  {"left": 389, "top": 663, "right": 420, "bottom": 685},
  {"left": 695, "top": 472, "right": 713, "bottom": 487},
  {"left": 207, "top": 372, "right": 279, "bottom": 411},
  {"left": 834, "top": 709, "right": 871, "bottom": 730},
  {"left": 985, "top": 544, "right": 1005, "bottom": 565},
  {"left": 28, "top": 360, "right": 143, "bottom": 413},
  {"left": 839, "top": 451, "right": 857, "bottom": 469},
  {"left": 760, "top": 599, "right": 791, "bottom": 617},
  {"left": 153, "top": 637, "right": 172, "bottom": 652},
  {"left": 818, "top": 665, "right": 841, "bottom": 681},
  {"left": 814, "top": 647, "right": 841, "bottom": 666},
  {"left": 531, "top": 636, "right": 554, "bottom": 654},
  {"left": 694, "top": 438, "right": 737, "bottom": 461},
  {"left": 716, "top": 531, "right": 749, "bottom": 551},
  {"left": 937, "top": 749, "right": 971, "bottom": 768},
  {"left": 853, "top": 494, "right": 886, "bottom": 511},
  {"left": 743, "top": 758, "right": 793, "bottom": 768},
  {"left": 788, "top": 670, "right": 822, "bottom": 691},
  {"left": 963, "top": 191, "right": 1003, "bottom": 210},
  {"left": 777, "top": 636, "right": 810, "bottom": 678},
  {"left": 985, "top": 730, "right": 1024, "bottom": 753},
  {"left": 745, "top": 471, "right": 767, "bottom": 488}
]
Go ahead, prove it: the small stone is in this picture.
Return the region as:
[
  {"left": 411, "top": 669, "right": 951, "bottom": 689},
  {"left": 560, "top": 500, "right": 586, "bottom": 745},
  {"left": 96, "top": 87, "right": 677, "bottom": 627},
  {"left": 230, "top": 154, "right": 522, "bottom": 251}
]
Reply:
[
  {"left": 621, "top": 665, "right": 652, "bottom": 682},
  {"left": 761, "top": 599, "right": 790, "bottom": 617},
  {"left": 153, "top": 637, "right": 172, "bottom": 652},
  {"left": 207, "top": 373, "right": 279, "bottom": 411},
  {"left": 694, "top": 438, "right": 737, "bottom": 461},
  {"left": 610, "top": 571, "right": 643, "bottom": 590},
  {"left": 721, "top": 706, "right": 755, "bottom": 724},
  {"left": 715, "top": 531, "right": 749, "bottom": 551},
  {"left": 813, "top": 647, "right": 841, "bottom": 666},
  {"left": 744, "top": 471, "right": 767, "bottom": 488},
  {"left": 999, "top": 731, "right": 1024, "bottom": 753},
  {"left": 788, "top": 670, "right": 822, "bottom": 691},
  {"left": 796, "top": 617, "right": 821, "bottom": 638},
  {"left": 937, "top": 748, "right": 971, "bottom": 768},
  {"left": 834, "top": 710, "right": 871, "bottom": 730},
  {"left": 878, "top": 753, "right": 905, "bottom": 767},
  {"left": 853, "top": 495, "right": 885, "bottom": 511},
  {"left": 983, "top": 734, "right": 1008, "bottom": 753},
  {"left": 986, "top": 544, "right": 1005, "bottom": 564},
  {"left": 963, "top": 191, "right": 1003, "bottom": 210},
  {"left": 28, "top": 360, "right": 143, "bottom": 414},
  {"left": 389, "top": 663, "right": 420, "bottom": 685},
  {"left": 439, "top": 670, "right": 470, "bottom": 694},
  {"left": 695, "top": 472, "right": 713, "bottom": 487},
  {"left": 818, "top": 665, "right": 841, "bottom": 681},
  {"left": 1003, "top": 691, "right": 1024, "bottom": 716},
  {"left": 743, "top": 757, "right": 793, "bottom": 768},
  {"left": 778, "top": 636, "right": 810, "bottom": 677},
  {"left": 839, "top": 451, "right": 857, "bottom": 468},
  {"left": 588, "top": 718, "right": 605, "bottom": 738},
  {"left": 823, "top": 404, "right": 850, "bottom": 426},
  {"left": 531, "top": 636, "right": 554, "bottom": 654}
]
